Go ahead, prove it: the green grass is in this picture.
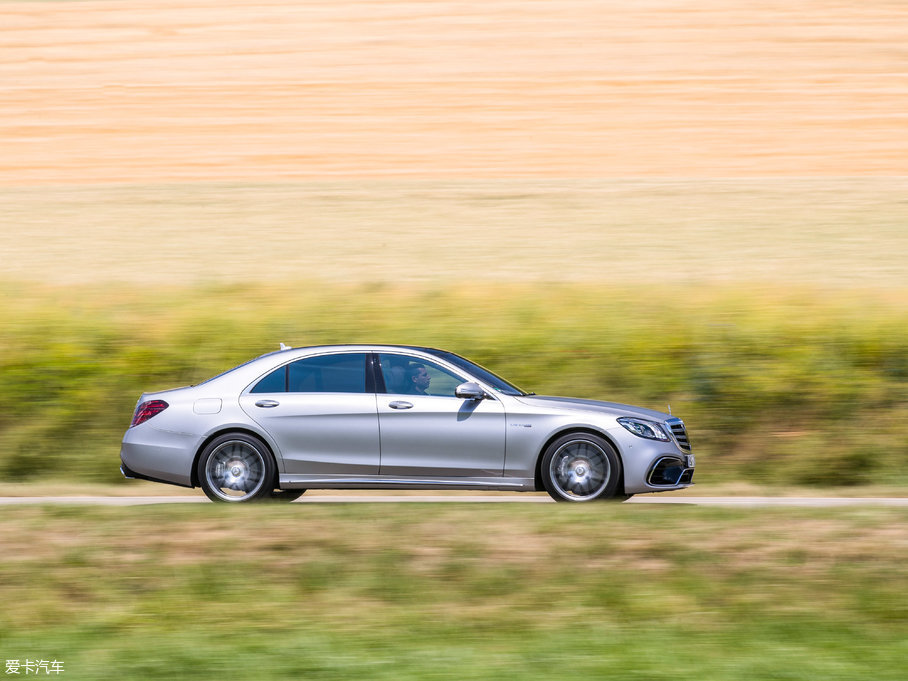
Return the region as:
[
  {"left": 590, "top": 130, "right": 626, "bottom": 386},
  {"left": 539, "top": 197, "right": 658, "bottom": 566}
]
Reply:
[
  {"left": 1, "top": 281, "right": 906, "bottom": 488},
  {"left": 0, "top": 504, "right": 905, "bottom": 679}
]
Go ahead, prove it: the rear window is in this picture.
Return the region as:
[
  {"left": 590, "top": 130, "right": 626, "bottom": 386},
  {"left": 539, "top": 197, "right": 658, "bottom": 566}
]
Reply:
[{"left": 251, "top": 353, "right": 367, "bottom": 393}]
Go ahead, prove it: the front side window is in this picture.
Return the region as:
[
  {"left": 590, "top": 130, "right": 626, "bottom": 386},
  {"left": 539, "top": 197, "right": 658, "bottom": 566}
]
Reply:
[
  {"left": 251, "top": 353, "right": 367, "bottom": 393},
  {"left": 378, "top": 353, "right": 466, "bottom": 398}
]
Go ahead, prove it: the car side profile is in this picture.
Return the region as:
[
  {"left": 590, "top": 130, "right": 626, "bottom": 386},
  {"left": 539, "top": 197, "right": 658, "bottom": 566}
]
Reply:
[{"left": 120, "top": 345, "right": 695, "bottom": 502}]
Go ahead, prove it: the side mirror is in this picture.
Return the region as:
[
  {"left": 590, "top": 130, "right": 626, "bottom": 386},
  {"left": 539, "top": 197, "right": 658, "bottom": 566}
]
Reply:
[{"left": 455, "top": 382, "right": 487, "bottom": 401}]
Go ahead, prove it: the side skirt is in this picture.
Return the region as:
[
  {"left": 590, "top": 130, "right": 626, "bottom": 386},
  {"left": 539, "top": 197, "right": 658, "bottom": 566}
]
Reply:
[{"left": 279, "top": 475, "right": 536, "bottom": 491}]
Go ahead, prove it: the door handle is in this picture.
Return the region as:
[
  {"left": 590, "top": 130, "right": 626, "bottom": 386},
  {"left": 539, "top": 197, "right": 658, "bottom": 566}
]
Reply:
[
  {"left": 389, "top": 401, "right": 413, "bottom": 410},
  {"left": 255, "top": 400, "right": 280, "bottom": 408}
]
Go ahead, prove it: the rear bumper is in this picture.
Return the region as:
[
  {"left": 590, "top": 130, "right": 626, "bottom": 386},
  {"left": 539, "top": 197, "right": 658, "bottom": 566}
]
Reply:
[
  {"left": 119, "top": 425, "right": 199, "bottom": 487},
  {"left": 119, "top": 461, "right": 193, "bottom": 489}
]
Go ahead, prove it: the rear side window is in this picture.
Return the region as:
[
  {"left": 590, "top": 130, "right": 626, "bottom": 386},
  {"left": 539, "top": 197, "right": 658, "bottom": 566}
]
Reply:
[
  {"left": 250, "top": 367, "right": 287, "bottom": 393},
  {"left": 251, "top": 353, "right": 368, "bottom": 393}
]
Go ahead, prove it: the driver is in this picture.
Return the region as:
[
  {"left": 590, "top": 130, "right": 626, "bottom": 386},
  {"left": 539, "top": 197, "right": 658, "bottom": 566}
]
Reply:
[{"left": 404, "top": 363, "right": 431, "bottom": 395}]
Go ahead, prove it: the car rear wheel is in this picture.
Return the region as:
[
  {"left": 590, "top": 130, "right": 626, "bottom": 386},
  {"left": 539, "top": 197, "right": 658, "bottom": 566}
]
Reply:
[
  {"left": 540, "top": 433, "right": 622, "bottom": 502},
  {"left": 198, "top": 433, "right": 276, "bottom": 503}
]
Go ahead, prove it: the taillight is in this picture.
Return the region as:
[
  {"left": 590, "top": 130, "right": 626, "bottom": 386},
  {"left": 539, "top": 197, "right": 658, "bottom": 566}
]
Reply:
[{"left": 131, "top": 400, "right": 169, "bottom": 427}]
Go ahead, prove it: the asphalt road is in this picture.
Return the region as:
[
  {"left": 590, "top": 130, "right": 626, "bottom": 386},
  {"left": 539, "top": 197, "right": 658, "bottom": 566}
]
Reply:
[{"left": 1, "top": 495, "right": 906, "bottom": 506}]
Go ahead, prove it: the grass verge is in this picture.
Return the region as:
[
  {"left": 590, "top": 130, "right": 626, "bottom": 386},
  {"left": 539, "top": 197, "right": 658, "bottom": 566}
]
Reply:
[{"left": 0, "top": 504, "right": 905, "bottom": 680}]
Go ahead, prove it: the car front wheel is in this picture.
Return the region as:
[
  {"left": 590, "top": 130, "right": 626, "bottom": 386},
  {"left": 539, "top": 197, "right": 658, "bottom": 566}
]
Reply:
[
  {"left": 540, "top": 433, "right": 622, "bottom": 502},
  {"left": 198, "top": 433, "right": 276, "bottom": 503}
]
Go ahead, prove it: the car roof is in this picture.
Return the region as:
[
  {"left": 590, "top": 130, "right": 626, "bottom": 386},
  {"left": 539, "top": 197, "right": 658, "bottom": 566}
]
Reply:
[
  {"left": 196, "top": 344, "right": 456, "bottom": 389},
  {"left": 258, "top": 344, "right": 448, "bottom": 358}
]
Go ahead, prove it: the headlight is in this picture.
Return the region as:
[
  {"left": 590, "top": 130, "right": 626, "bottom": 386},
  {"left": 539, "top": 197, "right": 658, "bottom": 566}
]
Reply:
[{"left": 617, "top": 417, "right": 670, "bottom": 441}]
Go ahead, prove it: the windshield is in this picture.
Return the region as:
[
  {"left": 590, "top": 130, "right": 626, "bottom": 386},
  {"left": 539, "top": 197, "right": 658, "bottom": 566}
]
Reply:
[{"left": 428, "top": 350, "right": 528, "bottom": 396}]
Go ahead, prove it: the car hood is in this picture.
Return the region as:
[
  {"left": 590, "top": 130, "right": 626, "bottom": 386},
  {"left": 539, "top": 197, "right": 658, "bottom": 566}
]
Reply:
[{"left": 513, "top": 395, "right": 672, "bottom": 422}]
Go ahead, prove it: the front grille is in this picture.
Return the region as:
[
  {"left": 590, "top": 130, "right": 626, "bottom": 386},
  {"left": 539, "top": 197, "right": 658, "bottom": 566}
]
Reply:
[{"left": 667, "top": 420, "right": 691, "bottom": 451}]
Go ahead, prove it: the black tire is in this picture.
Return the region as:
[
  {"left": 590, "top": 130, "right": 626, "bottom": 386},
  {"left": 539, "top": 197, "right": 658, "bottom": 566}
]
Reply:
[
  {"left": 197, "top": 433, "right": 276, "bottom": 503},
  {"left": 268, "top": 488, "right": 307, "bottom": 502},
  {"left": 540, "top": 433, "right": 622, "bottom": 502}
]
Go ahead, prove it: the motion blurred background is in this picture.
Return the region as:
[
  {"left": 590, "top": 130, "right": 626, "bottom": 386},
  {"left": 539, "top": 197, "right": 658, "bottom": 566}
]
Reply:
[
  {"left": 1, "top": 1, "right": 906, "bottom": 678},
  {"left": 1, "top": 0, "right": 905, "bottom": 487}
]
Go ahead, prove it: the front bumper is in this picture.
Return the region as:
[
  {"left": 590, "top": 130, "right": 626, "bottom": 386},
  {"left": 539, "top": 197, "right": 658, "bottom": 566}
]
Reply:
[
  {"left": 607, "top": 425, "right": 695, "bottom": 494},
  {"left": 647, "top": 454, "right": 695, "bottom": 486}
]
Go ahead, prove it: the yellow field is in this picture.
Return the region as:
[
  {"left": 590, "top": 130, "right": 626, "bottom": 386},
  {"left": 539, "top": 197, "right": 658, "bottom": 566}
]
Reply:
[
  {"left": 1, "top": 179, "right": 906, "bottom": 286},
  {"left": 2, "top": 1, "right": 906, "bottom": 184},
  {"left": 2, "top": 1, "right": 906, "bottom": 287}
]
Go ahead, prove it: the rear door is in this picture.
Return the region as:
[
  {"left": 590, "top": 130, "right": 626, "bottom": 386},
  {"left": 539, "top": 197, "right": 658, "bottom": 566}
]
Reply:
[{"left": 239, "top": 352, "right": 380, "bottom": 475}]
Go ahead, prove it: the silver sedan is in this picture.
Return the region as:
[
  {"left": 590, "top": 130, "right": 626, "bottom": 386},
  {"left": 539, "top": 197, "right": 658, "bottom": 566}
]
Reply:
[{"left": 120, "top": 345, "right": 695, "bottom": 502}]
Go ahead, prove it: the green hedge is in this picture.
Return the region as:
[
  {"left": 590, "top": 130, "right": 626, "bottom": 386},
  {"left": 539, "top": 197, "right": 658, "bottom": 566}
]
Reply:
[{"left": 1, "top": 282, "right": 905, "bottom": 486}]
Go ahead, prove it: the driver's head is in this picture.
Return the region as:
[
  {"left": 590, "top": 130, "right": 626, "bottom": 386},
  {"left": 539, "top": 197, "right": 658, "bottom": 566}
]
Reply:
[{"left": 406, "top": 363, "right": 430, "bottom": 391}]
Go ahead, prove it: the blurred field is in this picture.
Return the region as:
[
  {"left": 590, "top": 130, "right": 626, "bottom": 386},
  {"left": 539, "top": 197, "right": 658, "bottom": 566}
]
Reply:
[
  {"left": 2, "top": 0, "right": 907, "bottom": 183},
  {"left": 2, "top": 4, "right": 907, "bottom": 679},
  {"left": 0, "top": 1, "right": 906, "bottom": 489},
  {"left": 3, "top": 2, "right": 908, "bottom": 679},
  {"left": 1, "top": 283, "right": 905, "bottom": 488},
  {"left": 1, "top": 504, "right": 905, "bottom": 679},
  {"left": 1, "top": 178, "right": 907, "bottom": 286},
  {"left": 2, "top": 1, "right": 907, "bottom": 286},
  {"left": 3, "top": 0, "right": 906, "bottom": 286}
]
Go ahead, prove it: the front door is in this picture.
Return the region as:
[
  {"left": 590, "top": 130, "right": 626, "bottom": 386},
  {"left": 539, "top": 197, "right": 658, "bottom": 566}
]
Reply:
[{"left": 375, "top": 353, "right": 506, "bottom": 477}]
